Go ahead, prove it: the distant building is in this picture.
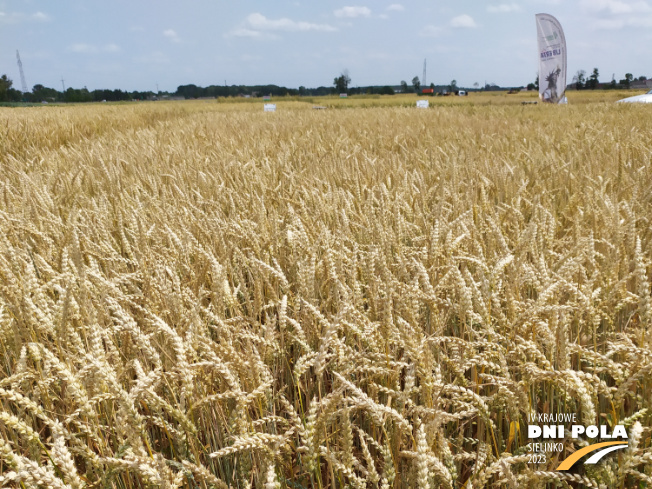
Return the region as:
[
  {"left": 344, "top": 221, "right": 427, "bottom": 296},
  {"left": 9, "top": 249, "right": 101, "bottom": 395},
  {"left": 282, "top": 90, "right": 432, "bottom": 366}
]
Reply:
[
  {"left": 631, "top": 79, "right": 652, "bottom": 90},
  {"left": 568, "top": 78, "right": 652, "bottom": 90}
]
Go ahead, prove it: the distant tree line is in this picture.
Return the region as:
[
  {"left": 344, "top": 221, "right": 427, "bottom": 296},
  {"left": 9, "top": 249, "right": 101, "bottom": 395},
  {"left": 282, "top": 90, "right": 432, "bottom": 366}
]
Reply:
[
  {"left": 5, "top": 68, "right": 647, "bottom": 105},
  {"left": 572, "top": 69, "right": 649, "bottom": 90},
  {"left": 0, "top": 75, "right": 157, "bottom": 103},
  {"left": 0, "top": 74, "right": 390, "bottom": 103},
  {"left": 524, "top": 69, "right": 649, "bottom": 91},
  {"left": 0, "top": 74, "right": 339, "bottom": 103},
  {"left": 176, "top": 84, "right": 291, "bottom": 98}
]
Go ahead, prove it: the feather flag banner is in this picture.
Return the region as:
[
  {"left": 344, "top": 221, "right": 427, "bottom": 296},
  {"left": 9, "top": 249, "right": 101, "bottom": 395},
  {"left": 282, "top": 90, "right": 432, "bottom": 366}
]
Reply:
[{"left": 536, "top": 13, "right": 567, "bottom": 104}]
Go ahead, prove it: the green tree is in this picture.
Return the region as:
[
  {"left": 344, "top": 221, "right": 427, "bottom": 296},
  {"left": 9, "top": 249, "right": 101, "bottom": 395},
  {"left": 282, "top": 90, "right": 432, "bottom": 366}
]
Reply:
[
  {"left": 400, "top": 80, "right": 409, "bottom": 93},
  {"left": 333, "top": 71, "right": 351, "bottom": 94},
  {"left": 620, "top": 73, "right": 633, "bottom": 88},
  {"left": 32, "top": 84, "right": 61, "bottom": 102},
  {"left": 0, "top": 74, "right": 13, "bottom": 101},
  {"left": 64, "top": 87, "right": 93, "bottom": 103},
  {"left": 449, "top": 79, "right": 458, "bottom": 92},
  {"left": 0, "top": 75, "right": 28, "bottom": 102},
  {"left": 412, "top": 76, "right": 421, "bottom": 93},
  {"left": 574, "top": 70, "right": 586, "bottom": 90},
  {"left": 588, "top": 68, "right": 599, "bottom": 89}
]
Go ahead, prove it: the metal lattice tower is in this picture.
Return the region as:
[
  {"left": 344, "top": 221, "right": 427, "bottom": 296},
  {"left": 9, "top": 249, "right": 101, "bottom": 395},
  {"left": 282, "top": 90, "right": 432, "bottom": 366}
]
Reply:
[
  {"left": 16, "top": 50, "right": 28, "bottom": 93},
  {"left": 423, "top": 59, "right": 427, "bottom": 88}
]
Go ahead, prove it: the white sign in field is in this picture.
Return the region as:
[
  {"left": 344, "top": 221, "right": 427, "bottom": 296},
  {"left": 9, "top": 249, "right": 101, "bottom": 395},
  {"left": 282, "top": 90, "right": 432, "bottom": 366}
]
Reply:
[
  {"left": 264, "top": 103, "right": 276, "bottom": 112},
  {"left": 416, "top": 100, "right": 429, "bottom": 108}
]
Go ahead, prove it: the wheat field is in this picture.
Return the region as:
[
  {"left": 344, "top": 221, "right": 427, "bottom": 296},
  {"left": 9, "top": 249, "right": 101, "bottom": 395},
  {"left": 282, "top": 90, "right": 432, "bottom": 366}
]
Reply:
[{"left": 0, "top": 94, "right": 651, "bottom": 488}]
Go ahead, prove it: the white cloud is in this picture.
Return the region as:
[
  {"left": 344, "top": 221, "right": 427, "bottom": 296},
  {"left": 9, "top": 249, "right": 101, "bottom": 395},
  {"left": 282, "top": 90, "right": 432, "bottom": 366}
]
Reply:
[
  {"left": 32, "top": 11, "right": 50, "bottom": 21},
  {"left": 229, "top": 12, "right": 336, "bottom": 37},
  {"left": 104, "top": 43, "right": 121, "bottom": 53},
  {"left": 592, "top": 18, "right": 626, "bottom": 28},
  {"left": 69, "top": 43, "right": 121, "bottom": 54},
  {"left": 334, "top": 6, "right": 371, "bottom": 18},
  {"left": 0, "top": 11, "right": 51, "bottom": 23},
  {"left": 387, "top": 4, "right": 405, "bottom": 11},
  {"left": 579, "top": 0, "right": 652, "bottom": 30},
  {"left": 420, "top": 25, "right": 445, "bottom": 37},
  {"left": 70, "top": 43, "right": 98, "bottom": 54},
  {"left": 591, "top": 15, "right": 652, "bottom": 28},
  {"left": 226, "top": 13, "right": 336, "bottom": 39},
  {"left": 228, "top": 27, "right": 268, "bottom": 38},
  {"left": 450, "top": 14, "right": 477, "bottom": 28},
  {"left": 135, "top": 51, "right": 170, "bottom": 65},
  {"left": 487, "top": 3, "right": 522, "bottom": 13},
  {"left": 581, "top": 0, "right": 652, "bottom": 14},
  {"left": 163, "top": 29, "right": 181, "bottom": 42}
]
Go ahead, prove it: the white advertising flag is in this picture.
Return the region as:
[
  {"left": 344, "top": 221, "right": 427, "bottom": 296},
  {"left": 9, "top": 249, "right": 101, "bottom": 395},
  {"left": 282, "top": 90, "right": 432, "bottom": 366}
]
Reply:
[{"left": 536, "top": 13, "right": 567, "bottom": 104}]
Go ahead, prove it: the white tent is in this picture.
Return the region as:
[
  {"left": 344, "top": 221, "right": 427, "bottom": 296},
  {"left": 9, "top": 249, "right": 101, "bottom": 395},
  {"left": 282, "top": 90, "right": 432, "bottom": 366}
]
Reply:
[{"left": 617, "top": 90, "right": 652, "bottom": 103}]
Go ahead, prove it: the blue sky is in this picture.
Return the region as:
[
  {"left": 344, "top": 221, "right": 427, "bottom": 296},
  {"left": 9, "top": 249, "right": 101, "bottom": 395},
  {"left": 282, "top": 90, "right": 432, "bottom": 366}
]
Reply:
[{"left": 1, "top": 0, "right": 651, "bottom": 92}]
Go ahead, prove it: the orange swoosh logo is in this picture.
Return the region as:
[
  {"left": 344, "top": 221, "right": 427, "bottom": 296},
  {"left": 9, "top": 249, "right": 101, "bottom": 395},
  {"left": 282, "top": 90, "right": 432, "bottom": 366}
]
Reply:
[{"left": 556, "top": 441, "right": 628, "bottom": 470}]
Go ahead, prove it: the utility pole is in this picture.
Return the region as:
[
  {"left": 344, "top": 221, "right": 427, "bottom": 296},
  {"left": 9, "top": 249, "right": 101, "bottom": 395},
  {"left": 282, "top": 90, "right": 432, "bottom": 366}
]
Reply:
[
  {"left": 61, "top": 77, "right": 66, "bottom": 92},
  {"left": 156, "top": 83, "right": 159, "bottom": 94}
]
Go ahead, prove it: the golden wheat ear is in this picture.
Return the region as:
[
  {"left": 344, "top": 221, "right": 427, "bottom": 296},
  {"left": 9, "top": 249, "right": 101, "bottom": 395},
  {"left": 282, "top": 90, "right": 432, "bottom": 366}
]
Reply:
[{"left": 0, "top": 96, "right": 650, "bottom": 488}]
